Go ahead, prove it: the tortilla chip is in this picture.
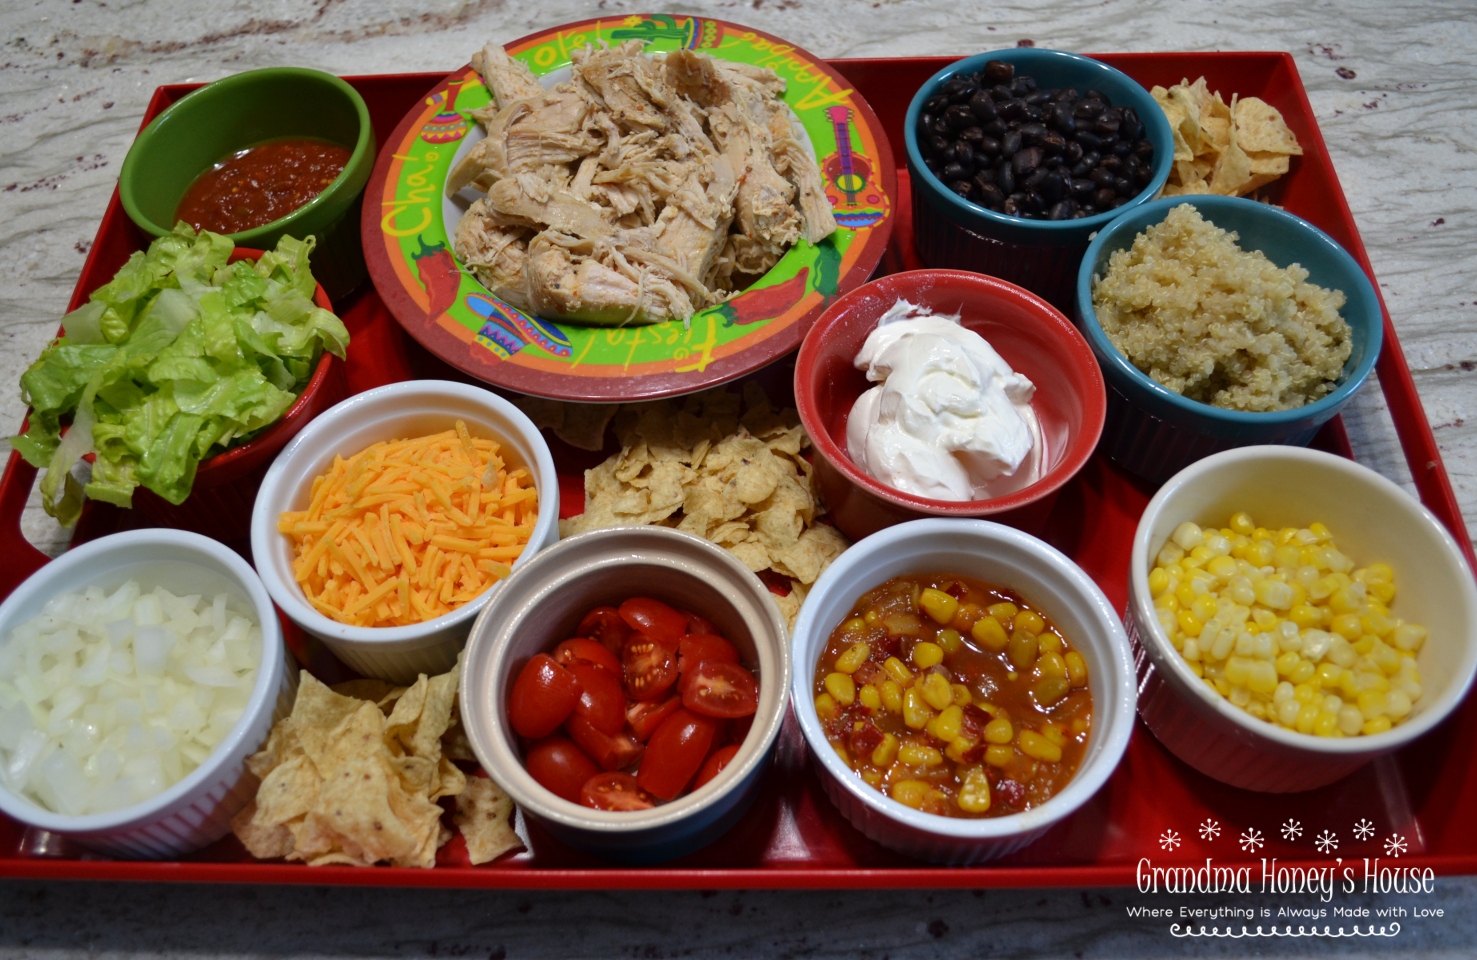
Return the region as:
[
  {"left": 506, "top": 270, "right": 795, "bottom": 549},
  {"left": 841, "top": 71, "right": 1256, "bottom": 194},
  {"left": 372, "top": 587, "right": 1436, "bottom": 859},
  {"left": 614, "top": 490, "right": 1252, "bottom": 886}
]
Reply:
[
  {"left": 455, "top": 776, "right": 523, "bottom": 865},
  {"left": 1233, "top": 98, "right": 1303, "bottom": 155},
  {"left": 1153, "top": 78, "right": 1300, "bottom": 198},
  {"left": 1209, "top": 102, "right": 1253, "bottom": 196}
]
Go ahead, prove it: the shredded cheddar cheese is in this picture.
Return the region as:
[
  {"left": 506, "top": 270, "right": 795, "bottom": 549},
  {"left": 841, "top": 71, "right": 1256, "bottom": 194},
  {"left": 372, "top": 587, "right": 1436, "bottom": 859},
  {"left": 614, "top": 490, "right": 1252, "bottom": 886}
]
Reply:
[{"left": 279, "top": 421, "right": 537, "bottom": 628}]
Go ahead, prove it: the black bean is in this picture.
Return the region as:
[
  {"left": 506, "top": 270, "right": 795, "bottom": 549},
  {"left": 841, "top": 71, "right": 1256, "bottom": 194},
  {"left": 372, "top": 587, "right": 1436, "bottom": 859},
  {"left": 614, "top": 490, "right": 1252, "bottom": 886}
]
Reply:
[
  {"left": 1081, "top": 150, "right": 1101, "bottom": 168},
  {"left": 1123, "top": 153, "right": 1141, "bottom": 175},
  {"left": 1090, "top": 167, "right": 1116, "bottom": 188},
  {"left": 977, "top": 181, "right": 1005, "bottom": 208},
  {"left": 948, "top": 179, "right": 974, "bottom": 199},
  {"left": 1083, "top": 88, "right": 1107, "bottom": 102},
  {"left": 977, "top": 135, "right": 1001, "bottom": 157},
  {"left": 1051, "top": 103, "right": 1076, "bottom": 135},
  {"left": 1000, "top": 129, "right": 1022, "bottom": 156},
  {"left": 1075, "top": 130, "right": 1103, "bottom": 152},
  {"left": 960, "top": 125, "right": 985, "bottom": 143},
  {"left": 1112, "top": 196, "right": 1129, "bottom": 208},
  {"left": 1013, "top": 75, "right": 1037, "bottom": 95},
  {"left": 1041, "top": 132, "right": 1067, "bottom": 155},
  {"left": 1050, "top": 86, "right": 1077, "bottom": 102},
  {"left": 924, "top": 156, "right": 940, "bottom": 174},
  {"left": 1024, "top": 90, "right": 1052, "bottom": 106},
  {"left": 953, "top": 141, "right": 975, "bottom": 168},
  {"left": 1069, "top": 160, "right": 1091, "bottom": 179},
  {"left": 1112, "top": 140, "right": 1132, "bottom": 157},
  {"left": 1094, "top": 186, "right": 1117, "bottom": 208},
  {"left": 945, "top": 104, "right": 975, "bottom": 128},
  {"left": 1134, "top": 138, "right": 1156, "bottom": 159},
  {"left": 1070, "top": 177, "right": 1095, "bottom": 199},
  {"left": 1049, "top": 200, "right": 1074, "bottom": 220},
  {"left": 1099, "top": 154, "right": 1121, "bottom": 172},
  {"left": 1074, "top": 99, "right": 1105, "bottom": 119},
  {"left": 1040, "top": 171, "right": 1066, "bottom": 203},
  {"left": 1114, "top": 175, "right": 1134, "bottom": 197},
  {"left": 974, "top": 166, "right": 996, "bottom": 186},
  {"left": 998, "top": 98, "right": 1023, "bottom": 121},
  {"left": 925, "top": 94, "right": 950, "bottom": 114},
  {"left": 942, "top": 161, "right": 969, "bottom": 181},
  {"left": 1063, "top": 140, "right": 1083, "bottom": 165},
  {"left": 975, "top": 151, "right": 996, "bottom": 173},
  {"left": 1095, "top": 115, "right": 1120, "bottom": 136},
  {"left": 984, "top": 59, "right": 1015, "bottom": 83},
  {"left": 1025, "top": 105, "right": 1047, "bottom": 123},
  {"left": 927, "top": 135, "right": 950, "bottom": 157},
  {"left": 1121, "top": 120, "right": 1144, "bottom": 142},
  {"left": 1133, "top": 165, "right": 1153, "bottom": 187},
  {"left": 992, "top": 83, "right": 1014, "bottom": 101},
  {"left": 1019, "top": 122, "right": 1047, "bottom": 146},
  {"left": 983, "top": 119, "right": 1008, "bottom": 138},
  {"left": 997, "top": 160, "right": 1016, "bottom": 195},
  {"left": 969, "top": 91, "right": 998, "bottom": 122},
  {"left": 1022, "top": 190, "right": 1045, "bottom": 213},
  {"left": 1002, "top": 196, "right": 1020, "bottom": 216},
  {"left": 950, "top": 80, "right": 979, "bottom": 104}
]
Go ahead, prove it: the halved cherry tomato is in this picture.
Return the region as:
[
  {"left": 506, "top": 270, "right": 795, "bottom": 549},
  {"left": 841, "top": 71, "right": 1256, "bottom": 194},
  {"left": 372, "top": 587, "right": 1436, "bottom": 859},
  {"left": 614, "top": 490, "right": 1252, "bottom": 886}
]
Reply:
[
  {"left": 553, "top": 637, "right": 622, "bottom": 675},
  {"left": 565, "top": 713, "right": 644, "bottom": 771},
  {"left": 677, "top": 633, "right": 740, "bottom": 676},
  {"left": 621, "top": 633, "right": 678, "bottom": 701},
  {"left": 626, "top": 694, "right": 683, "bottom": 742},
  {"left": 684, "top": 611, "right": 717, "bottom": 636},
  {"left": 525, "top": 736, "right": 600, "bottom": 803},
  {"left": 577, "top": 606, "right": 633, "bottom": 654},
  {"left": 580, "top": 772, "right": 656, "bottom": 811},
  {"left": 682, "top": 661, "right": 759, "bottom": 719},
  {"left": 693, "top": 744, "right": 741, "bottom": 791},
  {"left": 565, "top": 661, "right": 626, "bottom": 736},
  {"left": 638, "top": 708, "right": 718, "bottom": 800},
  {"left": 618, "top": 597, "right": 688, "bottom": 645},
  {"left": 509, "top": 654, "right": 581, "bottom": 739}
]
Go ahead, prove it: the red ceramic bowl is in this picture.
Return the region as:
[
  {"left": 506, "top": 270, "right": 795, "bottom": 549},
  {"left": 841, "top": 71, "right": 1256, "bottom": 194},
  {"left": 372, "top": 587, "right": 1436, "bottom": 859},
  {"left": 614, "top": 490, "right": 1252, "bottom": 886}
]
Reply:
[
  {"left": 794, "top": 270, "right": 1105, "bottom": 542},
  {"left": 131, "top": 248, "right": 348, "bottom": 542}
]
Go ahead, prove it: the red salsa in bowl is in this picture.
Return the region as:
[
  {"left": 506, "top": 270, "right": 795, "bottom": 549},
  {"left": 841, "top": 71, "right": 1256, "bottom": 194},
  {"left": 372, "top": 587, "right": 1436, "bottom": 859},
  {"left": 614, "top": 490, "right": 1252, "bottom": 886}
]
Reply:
[{"left": 175, "top": 138, "right": 350, "bottom": 235}]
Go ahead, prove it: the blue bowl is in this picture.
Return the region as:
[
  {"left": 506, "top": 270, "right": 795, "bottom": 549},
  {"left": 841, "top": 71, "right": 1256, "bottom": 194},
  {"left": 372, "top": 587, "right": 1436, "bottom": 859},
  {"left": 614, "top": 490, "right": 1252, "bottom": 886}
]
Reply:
[
  {"left": 905, "top": 49, "right": 1173, "bottom": 310},
  {"left": 1076, "top": 195, "right": 1383, "bottom": 482}
]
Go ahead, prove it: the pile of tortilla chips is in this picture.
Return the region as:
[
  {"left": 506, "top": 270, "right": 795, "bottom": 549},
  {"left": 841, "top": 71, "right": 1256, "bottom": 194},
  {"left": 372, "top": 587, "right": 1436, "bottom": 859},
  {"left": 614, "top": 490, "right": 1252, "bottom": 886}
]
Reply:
[
  {"left": 231, "top": 664, "right": 520, "bottom": 868},
  {"left": 1152, "top": 77, "right": 1302, "bottom": 197},
  {"left": 550, "top": 383, "right": 849, "bottom": 627}
]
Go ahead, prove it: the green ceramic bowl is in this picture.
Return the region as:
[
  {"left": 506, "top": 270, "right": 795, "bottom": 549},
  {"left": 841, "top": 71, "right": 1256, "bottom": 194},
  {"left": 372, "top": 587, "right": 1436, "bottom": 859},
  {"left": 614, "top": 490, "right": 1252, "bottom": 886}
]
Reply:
[{"left": 119, "top": 67, "right": 375, "bottom": 299}]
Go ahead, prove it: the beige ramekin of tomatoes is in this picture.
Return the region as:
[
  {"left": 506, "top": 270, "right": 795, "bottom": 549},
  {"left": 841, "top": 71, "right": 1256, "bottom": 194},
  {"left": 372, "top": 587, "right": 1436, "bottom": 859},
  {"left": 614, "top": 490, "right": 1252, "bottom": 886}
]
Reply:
[{"left": 459, "top": 526, "right": 791, "bottom": 863}]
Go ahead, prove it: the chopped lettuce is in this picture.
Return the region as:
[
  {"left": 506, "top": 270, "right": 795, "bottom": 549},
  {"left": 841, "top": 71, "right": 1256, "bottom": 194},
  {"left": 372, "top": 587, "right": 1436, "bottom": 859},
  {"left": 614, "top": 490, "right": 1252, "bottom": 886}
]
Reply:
[{"left": 12, "top": 223, "right": 349, "bottom": 523}]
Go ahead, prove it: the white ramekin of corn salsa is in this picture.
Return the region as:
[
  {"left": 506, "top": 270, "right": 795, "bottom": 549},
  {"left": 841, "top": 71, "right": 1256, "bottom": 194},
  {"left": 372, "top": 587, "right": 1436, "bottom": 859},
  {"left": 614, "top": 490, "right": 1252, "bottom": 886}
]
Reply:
[{"left": 1128, "top": 446, "right": 1477, "bottom": 793}]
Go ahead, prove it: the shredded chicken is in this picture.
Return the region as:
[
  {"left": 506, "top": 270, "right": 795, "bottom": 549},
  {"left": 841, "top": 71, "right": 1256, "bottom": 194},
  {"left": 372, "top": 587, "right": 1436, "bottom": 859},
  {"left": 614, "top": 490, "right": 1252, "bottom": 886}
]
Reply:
[{"left": 450, "top": 41, "right": 837, "bottom": 326}]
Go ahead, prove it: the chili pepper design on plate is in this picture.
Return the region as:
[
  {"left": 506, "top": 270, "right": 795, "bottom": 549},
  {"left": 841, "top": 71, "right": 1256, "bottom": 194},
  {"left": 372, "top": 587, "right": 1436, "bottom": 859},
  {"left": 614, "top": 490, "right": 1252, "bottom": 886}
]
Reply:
[
  {"left": 412, "top": 235, "right": 462, "bottom": 323},
  {"left": 716, "top": 267, "right": 809, "bottom": 327}
]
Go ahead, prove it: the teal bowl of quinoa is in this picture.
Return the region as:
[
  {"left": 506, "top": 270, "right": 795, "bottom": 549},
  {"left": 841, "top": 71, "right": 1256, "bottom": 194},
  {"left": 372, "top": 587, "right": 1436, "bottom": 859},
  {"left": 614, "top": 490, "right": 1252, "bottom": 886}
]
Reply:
[{"left": 1075, "top": 195, "right": 1382, "bottom": 483}]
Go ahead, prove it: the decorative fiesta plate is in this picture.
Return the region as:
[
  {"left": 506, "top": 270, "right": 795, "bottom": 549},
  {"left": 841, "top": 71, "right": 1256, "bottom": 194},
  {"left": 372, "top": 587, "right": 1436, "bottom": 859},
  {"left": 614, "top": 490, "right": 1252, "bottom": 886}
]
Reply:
[{"left": 362, "top": 14, "right": 896, "bottom": 401}]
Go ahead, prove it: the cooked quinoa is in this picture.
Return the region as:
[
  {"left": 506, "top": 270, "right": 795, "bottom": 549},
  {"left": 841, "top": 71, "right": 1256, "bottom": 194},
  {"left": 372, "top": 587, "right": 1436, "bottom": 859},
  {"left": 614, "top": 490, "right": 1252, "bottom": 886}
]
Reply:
[{"left": 1091, "top": 204, "right": 1352, "bottom": 412}]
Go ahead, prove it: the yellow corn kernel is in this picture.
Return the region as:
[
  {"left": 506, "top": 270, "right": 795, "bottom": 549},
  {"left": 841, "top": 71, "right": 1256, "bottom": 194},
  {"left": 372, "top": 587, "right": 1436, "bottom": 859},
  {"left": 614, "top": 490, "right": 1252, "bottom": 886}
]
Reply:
[
  {"left": 912, "top": 641, "right": 944, "bottom": 670},
  {"left": 1330, "top": 613, "right": 1363, "bottom": 641},
  {"left": 1038, "top": 633, "right": 1063, "bottom": 655},
  {"left": 987, "top": 602, "right": 1018, "bottom": 622},
  {"left": 1289, "top": 604, "right": 1322, "bottom": 629},
  {"left": 1230, "top": 512, "right": 1256, "bottom": 536},
  {"left": 1362, "top": 716, "right": 1393, "bottom": 735},
  {"left": 921, "top": 672, "right": 954, "bottom": 711},
  {"left": 1042, "top": 723, "right": 1066, "bottom": 747},
  {"left": 1207, "top": 555, "right": 1239, "bottom": 580},
  {"left": 1177, "top": 610, "right": 1204, "bottom": 638},
  {"left": 1037, "top": 651, "right": 1068, "bottom": 679},
  {"left": 1313, "top": 711, "right": 1340, "bottom": 738},
  {"left": 952, "top": 603, "right": 984, "bottom": 631},
  {"left": 1370, "top": 581, "right": 1396, "bottom": 605},
  {"left": 1014, "top": 610, "right": 1046, "bottom": 635},
  {"left": 891, "top": 780, "right": 931, "bottom": 809},
  {"left": 945, "top": 735, "right": 978, "bottom": 764},
  {"left": 984, "top": 717, "right": 1015, "bottom": 744},
  {"left": 883, "top": 656, "right": 913, "bottom": 684},
  {"left": 950, "top": 683, "right": 972, "bottom": 706},
  {"left": 919, "top": 587, "right": 960, "bottom": 625},
  {"left": 880, "top": 679, "right": 903, "bottom": 714},
  {"left": 858, "top": 683, "right": 882, "bottom": 711},
  {"left": 1007, "top": 632, "right": 1039, "bottom": 670},
  {"left": 1248, "top": 660, "right": 1279, "bottom": 695},
  {"left": 861, "top": 767, "right": 884, "bottom": 788},
  {"left": 903, "top": 687, "right": 935, "bottom": 729},
  {"left": 1295, "top": 703, "right": 1319, "bottom": 734},
  {"left": 1191, "top": 594, "right": 1219, "bottom": 624},
  {"left": 1316, "top": 661, "right": 1343, "bottom": 688},
  {"left": 1148, "top": 567, "right": 1172, "bottom": 597},
  {"left": 824, "top": 672, "right": 856, "bottom": 706},
  {"left": 958, "top": 766, "right": 992, "bottom": 813},
  {"left": 1391, "top": 623, "right": 1427, "bottom": 652},
  {"left": 971, "top": 615, "right": 1008, "bottom": 650},
  {"left": 843, "top": 617, "right": 867, "bottom": 635},
  {"left": 937, "top": 628, "right": 963, "bottom": 654},
  {"left": 1155, "top": 592, "right": 1181, "bottom": 614},
  {"left": 831, "top": 741, "right": 849, "bottom": 762},
  {"left": 1065, "top": 651, "right": 1088, "bottom": 687},
  {"left": 898, "top": 742, "right": 943, "bottom": 767},
  {"left": 814, "top": 692, "right": 838, "bottom": 720},
  {"left": 864, "top": 608, "right": 883, "bottom": 626},
  {"left": 1290, "top": 659, "right": 1317, "bottom": 684},
  {"left": 1176, "top": 582, "right": 1199, "bottom": 607},
  {"left": 984, "top": 744, "right": 1015, "bottom": 767},
  {"left": 1034, "top": 675, "right": 1071, "bottom": 707},
  {"left": 1357, "top": 689, "right": 1389, "bottom": 720},
  {"left": 925, "top": 705, "right": 964, "bottom": 743},
  {"left": 835, "top": 641, "right": 871, "bottom": 674},
  {"left": 872, "top": 732, "right": 899, "bottom": 767},
  {"left": 1018, "top": 730, "right": 1063, "bottom": 763}
]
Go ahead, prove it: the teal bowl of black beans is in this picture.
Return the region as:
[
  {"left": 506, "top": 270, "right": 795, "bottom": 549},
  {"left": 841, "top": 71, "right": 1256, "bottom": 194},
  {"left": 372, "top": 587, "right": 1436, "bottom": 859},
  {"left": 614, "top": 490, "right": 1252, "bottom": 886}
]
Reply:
[{"left": 905, "top": 48, "right": 1173, "bottom": 311}]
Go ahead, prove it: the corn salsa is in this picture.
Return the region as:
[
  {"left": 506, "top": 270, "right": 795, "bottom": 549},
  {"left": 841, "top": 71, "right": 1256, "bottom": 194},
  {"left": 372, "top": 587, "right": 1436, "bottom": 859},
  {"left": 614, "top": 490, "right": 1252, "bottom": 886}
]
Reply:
[{"left": 813, "top": 574, "right": 1091, "bottom": 818}]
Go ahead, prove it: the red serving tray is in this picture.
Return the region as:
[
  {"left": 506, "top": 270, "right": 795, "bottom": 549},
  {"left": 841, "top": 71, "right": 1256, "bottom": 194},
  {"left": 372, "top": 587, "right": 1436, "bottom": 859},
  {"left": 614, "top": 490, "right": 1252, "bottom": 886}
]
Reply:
[{"left": 1, "top": 54, "right": 1474, "bottom": 889}]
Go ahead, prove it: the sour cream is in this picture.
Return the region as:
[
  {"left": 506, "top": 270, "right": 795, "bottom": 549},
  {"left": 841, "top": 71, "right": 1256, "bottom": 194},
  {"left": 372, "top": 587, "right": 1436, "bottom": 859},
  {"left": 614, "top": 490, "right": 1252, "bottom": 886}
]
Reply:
[{"left": 845, "top": 299, "right": 1042, "bottom": 502}]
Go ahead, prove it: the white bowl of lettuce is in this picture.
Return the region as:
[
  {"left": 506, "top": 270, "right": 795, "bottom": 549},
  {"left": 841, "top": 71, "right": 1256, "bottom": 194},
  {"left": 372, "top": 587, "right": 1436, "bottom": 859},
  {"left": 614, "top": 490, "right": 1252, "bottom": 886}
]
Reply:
[{"left": 11, "top": 224, "right": 350, "bottom": 540}]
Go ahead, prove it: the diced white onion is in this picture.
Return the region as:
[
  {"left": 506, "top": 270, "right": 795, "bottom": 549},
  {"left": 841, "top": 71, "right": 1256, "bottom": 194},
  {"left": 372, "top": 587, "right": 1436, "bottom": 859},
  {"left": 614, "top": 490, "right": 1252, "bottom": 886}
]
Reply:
[{"left": 0, "top": 580, "right": 260, "bottom": 815}]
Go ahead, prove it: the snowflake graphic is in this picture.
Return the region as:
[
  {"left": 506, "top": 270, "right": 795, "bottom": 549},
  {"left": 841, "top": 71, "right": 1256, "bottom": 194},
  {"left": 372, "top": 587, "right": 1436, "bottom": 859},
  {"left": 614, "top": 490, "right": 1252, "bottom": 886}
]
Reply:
[
  {"left": 1280, "top": 819, "right": 1303, "bottom": 842},
  {"left": 1199, "top": 818, "right": 1221, "bottom": 841},
  {"left": 1240, "top": 827, "right": 1264, "bottom": 853},
  {"left": 1353, "top": 818, "right": 1376, "bottom": 841},
  {"left": 1315, "top": 830, "right": 1339, "bottom": 854},
  {"left": 1384, "top": 834, "right": 1408, "bottom": 858},
  {"left": 1159, "top": 829, "right": 1181, "bottom": 852}
]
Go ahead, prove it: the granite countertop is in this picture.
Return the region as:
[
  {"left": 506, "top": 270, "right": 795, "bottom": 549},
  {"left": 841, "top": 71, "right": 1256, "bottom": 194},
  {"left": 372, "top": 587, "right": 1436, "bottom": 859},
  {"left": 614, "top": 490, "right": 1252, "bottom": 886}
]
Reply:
[{"left": 1, "top": 0, "right": 1474, "bottom": 956}]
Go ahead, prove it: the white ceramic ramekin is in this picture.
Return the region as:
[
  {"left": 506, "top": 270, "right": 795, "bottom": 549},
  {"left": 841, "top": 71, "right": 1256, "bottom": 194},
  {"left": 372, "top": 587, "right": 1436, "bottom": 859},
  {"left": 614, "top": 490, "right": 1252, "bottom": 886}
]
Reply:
[
  {"left": 0, "top": 529, "right": 292, "bottom": 858},
  {"left": 1128, "top": 446, "right": 1477, "bottom": 792},
  {"left": 459, "top": 526, "right": 790, "bottom": 864},
  {"left": 251, "top": 380, "right": 559, "bottom": 683},
  {"left": 789, "top": 518, "right": 1137, "bottom": 865}
]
